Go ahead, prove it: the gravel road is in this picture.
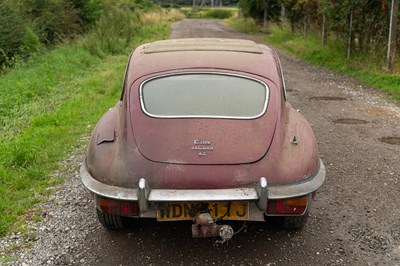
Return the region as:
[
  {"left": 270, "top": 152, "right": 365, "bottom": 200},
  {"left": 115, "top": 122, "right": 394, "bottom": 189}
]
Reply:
[{"left": 1, "top": 19, "right": 399, "bottom": 266}]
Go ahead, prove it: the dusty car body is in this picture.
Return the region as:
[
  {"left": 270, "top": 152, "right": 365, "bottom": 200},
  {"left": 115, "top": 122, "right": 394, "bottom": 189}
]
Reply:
[{"left": 80, "top": 38, "right": 325, "bottom": 241}]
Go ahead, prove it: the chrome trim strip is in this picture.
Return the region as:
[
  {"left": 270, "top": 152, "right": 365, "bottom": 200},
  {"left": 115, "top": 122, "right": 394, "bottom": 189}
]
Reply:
[
  {"left": 273, "top": 50, "right": 287, "bottom": 101},
  {"left": 268, "top": 160, "right": 325, "bottom": 199},
  {"left": 138, "top": 72, "right": 270, "bottom": 120},
  {"left": 80, "top": 162, "right": 139, "bottom": 201},
  {"left": 81, "top": 160, "right": 325, "bottom": 202},
  {"left": 147, "top": 188, "right": 259, "bottom": 202}
]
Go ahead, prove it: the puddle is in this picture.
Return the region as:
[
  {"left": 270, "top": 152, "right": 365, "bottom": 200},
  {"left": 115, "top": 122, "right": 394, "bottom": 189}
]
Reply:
[
  {"left": 379, "top": 137, "right": 400, "bottom": 145},
  {"left": 334, "top": 118, "right": 368, "bottom": 125},
  {"left": 311, "top": 96, "right": 347, "bottom": 101}
]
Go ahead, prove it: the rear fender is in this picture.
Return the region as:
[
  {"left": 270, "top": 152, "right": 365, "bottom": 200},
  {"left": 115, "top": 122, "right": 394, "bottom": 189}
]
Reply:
[
  {"left": 87, "top": 101, "right": 126, "bottom": 186},
  {"left": 266, "top": 102, "right": 320, "bottom": 184}
]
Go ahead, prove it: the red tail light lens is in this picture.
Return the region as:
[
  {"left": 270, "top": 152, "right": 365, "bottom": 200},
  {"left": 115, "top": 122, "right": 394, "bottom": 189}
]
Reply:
[
  {"left": 267, "top": 195, "right": 308, "bottom": 215},
  {"left": 97, "top": 196, "right": 139, "bottom": 217}
]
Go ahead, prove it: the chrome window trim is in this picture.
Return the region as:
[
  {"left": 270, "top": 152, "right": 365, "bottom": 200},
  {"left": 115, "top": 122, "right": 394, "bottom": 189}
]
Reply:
[
  {"left": 273, "top": 50, "right": 287, "bottom": 101},
  {"left": 138, "top": 72, "right": 270, "bottom": 119}
]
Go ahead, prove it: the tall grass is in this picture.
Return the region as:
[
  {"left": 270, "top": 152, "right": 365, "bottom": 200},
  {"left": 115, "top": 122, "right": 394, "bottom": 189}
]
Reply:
[
  {"left": 0, "top": 8, "right": 172, "bottom": 237},
  {"left": 226, "top": 15, "right": 258, "bottom": 34},
  {"left": 181, "top": 7, "right": 237, "bottom": 19},
  {"left": 203, "top": 9, "right": 233, "bottom": 19},
  {"left": 142, "top": 9, "right": 186, "bottom": 24}
]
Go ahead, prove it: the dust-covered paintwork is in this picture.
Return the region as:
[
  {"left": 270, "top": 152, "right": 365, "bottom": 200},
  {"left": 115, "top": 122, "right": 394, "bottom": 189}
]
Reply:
[{"left": 81, "top": 38, "right": 325, "bottom": 233}]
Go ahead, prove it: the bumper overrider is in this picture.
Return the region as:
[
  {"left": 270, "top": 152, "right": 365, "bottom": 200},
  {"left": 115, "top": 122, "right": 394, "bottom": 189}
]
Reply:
[{"left": 80, "top": 159, "right": 325, "bottom": 222}]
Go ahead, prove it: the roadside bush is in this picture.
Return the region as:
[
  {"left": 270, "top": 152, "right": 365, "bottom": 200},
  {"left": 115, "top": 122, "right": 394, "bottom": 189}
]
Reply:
[
  {"left": 72, "top": 0, "right": 102, "bottom": 27},
  {"left": 33, "top": 1, "right": 83, "bottom": 44},
  {"left": 164, "top": 9, "right": 186, "bottom": 22},
  {"left": 203, "top": 9, "right": 233, "bottom": 19},
  {"left": 83, "top": 6, "right": 142, "bottom": 56},
  {"left": 0, "top": 4, "right": 26, "bottom": 65},
  {"left": 227, "top": 15, "right": 258, "bottom": 33},
  {"left": 140, "top": 9, "right": 185, "bottom": 24},
  {"left": 22, "top": 27, "right": 43, "bottom": 56},
  {"left": 141, "top": 11, "right": 163, "bottom": 24},
  {"left": 0, "top": 0, "right": 157, "bottom": 70},
  {"left": 8, "top": 0, "right": 83, "bottom": 45}
]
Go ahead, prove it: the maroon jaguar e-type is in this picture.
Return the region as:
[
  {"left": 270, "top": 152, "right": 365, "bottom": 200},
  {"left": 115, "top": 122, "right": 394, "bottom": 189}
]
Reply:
[{"left": 80, "top": 38, "right": 325, "bottom": 241}]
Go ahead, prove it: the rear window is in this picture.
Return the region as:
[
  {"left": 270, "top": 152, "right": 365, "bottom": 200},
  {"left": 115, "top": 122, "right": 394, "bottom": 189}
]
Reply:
[{"left": 140, "top": 73, "right": 269, "bottom": 119}]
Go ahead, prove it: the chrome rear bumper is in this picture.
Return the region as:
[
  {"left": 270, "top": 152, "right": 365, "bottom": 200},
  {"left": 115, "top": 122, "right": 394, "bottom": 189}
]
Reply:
[{"left": 80, "top": 159, "right": 325, "bottom": 218}]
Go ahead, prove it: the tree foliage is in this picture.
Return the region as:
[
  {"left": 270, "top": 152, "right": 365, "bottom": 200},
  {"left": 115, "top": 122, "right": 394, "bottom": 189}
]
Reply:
[
  {"left": 240, "top": 0, "right": 398, "bottom": 55},
  {"left": 239, "top": 0, "right": 281, "bottom": 21},
  {"left": 0, "top": 0, "right": 103, "bottom": 67},
  {"left": 0, "top": 3, "right": 26, "bottom": 65}
]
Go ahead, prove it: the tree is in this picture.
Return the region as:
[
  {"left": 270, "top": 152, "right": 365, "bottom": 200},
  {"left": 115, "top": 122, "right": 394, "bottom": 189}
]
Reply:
[{"left": 0, "top": 3, "right": 26, "bottom": 64}]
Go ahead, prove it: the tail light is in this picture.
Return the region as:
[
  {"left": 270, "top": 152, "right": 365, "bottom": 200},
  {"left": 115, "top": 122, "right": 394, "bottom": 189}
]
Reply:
[
  {"left": 267, "top": 195, "right": 308, "bottom": 215},
  {"left": 96, "top": 196, "right": 140, "bottom": 217}
]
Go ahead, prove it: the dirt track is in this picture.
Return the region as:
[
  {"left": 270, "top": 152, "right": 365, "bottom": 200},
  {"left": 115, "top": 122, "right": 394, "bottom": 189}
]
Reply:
[{"left": 3, "top": 19, "right": 400, "bottom": 266}]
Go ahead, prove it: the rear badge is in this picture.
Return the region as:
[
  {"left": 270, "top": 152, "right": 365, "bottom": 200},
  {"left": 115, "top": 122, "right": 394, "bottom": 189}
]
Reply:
[{"left": 192, "top": 140, "right": 213, "bottom": 156}]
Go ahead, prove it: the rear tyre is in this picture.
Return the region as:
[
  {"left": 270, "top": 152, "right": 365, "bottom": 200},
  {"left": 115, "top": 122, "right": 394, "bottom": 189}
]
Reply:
[
  {"left": 96, "top": 208, "right": 125, "bottom": 230},
  {"left": 269, "top": 210, "right": 310, "bottom": 230}
]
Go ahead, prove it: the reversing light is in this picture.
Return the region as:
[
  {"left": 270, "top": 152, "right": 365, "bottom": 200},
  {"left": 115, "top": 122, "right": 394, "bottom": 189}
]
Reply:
[
  {"left": 267, "top": 195, "right": 308, "bottom": 215},
  {"left": 97, "top": 196, "right": 139, "bottom": 217}
]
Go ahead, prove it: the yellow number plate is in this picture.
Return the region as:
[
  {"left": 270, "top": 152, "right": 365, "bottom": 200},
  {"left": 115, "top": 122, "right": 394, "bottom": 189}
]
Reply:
[{"left": 157, "top": 201, "right": 249, "bottom": 221}]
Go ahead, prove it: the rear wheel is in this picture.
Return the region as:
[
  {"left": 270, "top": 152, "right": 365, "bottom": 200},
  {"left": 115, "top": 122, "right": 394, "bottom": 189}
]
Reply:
[
  {"left": 96, "top": 208, "right": 125, "bottom": 230},
  {"left": 269, "top": 210, "right": 310, "bottom": 230}
]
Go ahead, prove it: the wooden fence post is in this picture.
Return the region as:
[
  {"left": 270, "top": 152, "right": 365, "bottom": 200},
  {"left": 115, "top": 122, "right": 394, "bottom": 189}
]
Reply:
[
  {"left": 322, "top": 13, "right": 326, "bottom": 47},
  {"left": 347, "top": 11, "right": 353, "bottom": 59},
  {"left": 387, "top": 0, "right": 399, "bottom": 72}
]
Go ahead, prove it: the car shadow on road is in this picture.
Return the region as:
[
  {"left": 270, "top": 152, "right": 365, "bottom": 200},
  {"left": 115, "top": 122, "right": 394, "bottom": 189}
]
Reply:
[{"left": 88, "top": 217, "right": 314, "bottom": 265}]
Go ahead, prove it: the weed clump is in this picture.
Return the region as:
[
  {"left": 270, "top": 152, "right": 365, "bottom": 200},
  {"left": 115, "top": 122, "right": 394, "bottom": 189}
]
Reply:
[{"left": 203, "top": 9, "right": 233, "bottom": 19}]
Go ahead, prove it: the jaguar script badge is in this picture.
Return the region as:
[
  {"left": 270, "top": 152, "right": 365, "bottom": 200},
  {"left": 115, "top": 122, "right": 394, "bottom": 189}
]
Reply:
[{"left": 192, "top": 140, "right": 213, "bottom": 156}]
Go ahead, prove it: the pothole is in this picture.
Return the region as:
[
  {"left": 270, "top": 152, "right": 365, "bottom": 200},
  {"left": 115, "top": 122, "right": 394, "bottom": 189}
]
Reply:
[
  {"left": 379, "top": 137, "right": 400, "bottom": 145},
  {"left": 334, "top": 118, "right": 369, "bottom": 124},
  {"left": 310, "top": 96, "right": 347, "bottom": 101}
]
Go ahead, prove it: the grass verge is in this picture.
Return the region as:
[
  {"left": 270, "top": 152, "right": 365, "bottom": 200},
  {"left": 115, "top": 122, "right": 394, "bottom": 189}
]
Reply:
[{"left": 0, "top": 22, "right": 170, "bottom": 237}]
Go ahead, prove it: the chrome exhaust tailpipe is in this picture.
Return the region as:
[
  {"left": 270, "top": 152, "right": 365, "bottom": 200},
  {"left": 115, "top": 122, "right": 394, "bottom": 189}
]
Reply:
[{"left": 218, "top": 225, "right": 234, "bottom": 241}]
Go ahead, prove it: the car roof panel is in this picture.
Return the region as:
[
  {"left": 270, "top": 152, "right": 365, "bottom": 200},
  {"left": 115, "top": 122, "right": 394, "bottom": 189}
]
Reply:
[{"left": 143, "top": 38, "right": 263, "bottom": 54}]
